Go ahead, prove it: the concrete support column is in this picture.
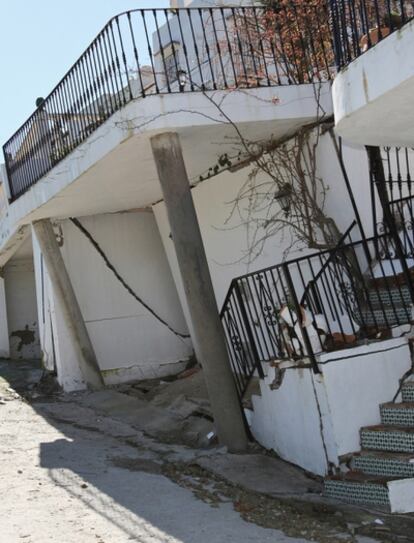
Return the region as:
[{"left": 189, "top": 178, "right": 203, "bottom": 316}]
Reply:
[
  {"left": 32, "top": 219, "right": 103, "bottom": 389},
  {"left": 151, "top": 132, "right": 248, "bottom": 452},
  {"left": 0, "top": 275, "right": 10, "bottom": 358}
]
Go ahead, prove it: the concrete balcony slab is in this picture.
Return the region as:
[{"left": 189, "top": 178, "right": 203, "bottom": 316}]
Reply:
[
  {"left": 6, "top": 84, "right": 332, "bottom": 234},
  {"left": 332, "top": 19, "right": 414, "bottom": 147}
]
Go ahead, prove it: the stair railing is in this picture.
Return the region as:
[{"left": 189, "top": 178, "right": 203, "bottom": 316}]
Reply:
[{"left": 221, "top": 221, "right": 414, "bottom": 399}]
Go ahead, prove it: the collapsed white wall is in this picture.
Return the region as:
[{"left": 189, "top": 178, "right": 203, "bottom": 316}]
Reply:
[
  {"left": 249, "top": 338, "right": 411, "bottom": 476},
  {"left": 33, "top": 210, "right": 193, "bottom": 390}
]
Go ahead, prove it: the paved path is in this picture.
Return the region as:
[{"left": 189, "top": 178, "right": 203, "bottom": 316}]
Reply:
[{"left": 0, "top": 383, "right": 313, "bottom": 543}]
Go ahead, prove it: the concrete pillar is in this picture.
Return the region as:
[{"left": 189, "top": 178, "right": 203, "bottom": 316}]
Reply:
[
  {"left": 0, "top": 275, "right": 10, "bottom": 358},
  {"left": 150, "top": 132, "right": 248, "bottom": 452},
  {"left": 32, "top": 219, "right": 103, "bottom": 389}
]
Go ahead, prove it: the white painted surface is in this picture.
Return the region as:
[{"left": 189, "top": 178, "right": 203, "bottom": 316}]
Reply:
[
  {"left": 250, "top": 367, "right": 331, "bottom": 476},
  {"left": 333, "top": 19, "right": 414, "bottom": 146},
  {"left": 319, "top": 337, "right": 411, "bottom": 457},
  {"left": 388, "top": 478, "right": 414, "bottom": 514},
  {"left": 33, "top": 211, "right": 192, "bottom": 391},
  {"left": 248, "top": 338, "right": 411, "bottom": 476},
  {"left": 3, "top": 257, "right": 40, "bottom": 360},
  {"left": 4, "top": 84, "right": 332, "bottom": 236},
  {"left": 153, "top": 132, "right": 373, "bottom": 330}
]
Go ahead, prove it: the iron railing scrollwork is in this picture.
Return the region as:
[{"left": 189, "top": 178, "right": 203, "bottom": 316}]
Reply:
[
  {"left": 221, "top": 220, "right": 414, "bottom": 399},
  {"left": 371, "top": 147, "right": 414, "bottom": 260},
  {"left": 3, "top": 4, "right": 334, "bottom": 202}
]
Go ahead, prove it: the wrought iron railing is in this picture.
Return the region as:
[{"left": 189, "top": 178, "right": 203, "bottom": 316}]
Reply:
[
  {"left": 371, "top": 147, "right": 414, "bottom": 259},
  {"left": 330, "top": 0, "right": 414, "bottom": 70},
  {"left": 221, "top": 221, "right": 413, "bottom": 398},
  {"left": 3, "top": 4, "right": 334, "bottom": 202}
]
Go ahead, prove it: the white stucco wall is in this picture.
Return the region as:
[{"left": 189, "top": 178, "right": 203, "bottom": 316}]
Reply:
[
  {"left": 319, "top": 337, "right": 412, "bottom": 458},
  {"left": 250, "top": 366, "right": 332, "bottom": 476},
  {"left": 332, "top": 19, "right": 414, "bottom": 146},
  {"left": 33, "top": 210, "right": 193, "bottom": 390},
  {"left": 3, "top": 258, "right": 41, "bottom": 360},
  {"left": 249, "top": 338, "right": 411, "bottom": 476},
  {"left": 153, "top": 135, "right": 372, "bottom": 325}
]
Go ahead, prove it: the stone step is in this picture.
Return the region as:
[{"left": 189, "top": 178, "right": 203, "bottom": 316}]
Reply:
[
  {"left": 352, "top": 450, "right": 414, "bottom": 478},
  {"left": 368, "top": 285, "right": 411, "bottom": 308},
  {"left": 356, "top": 305, "right": 411, "bottom": 328},
  {"left": 361, "top": 425, "right": 414, "bottom": 453},
  {"left": 325, "top": 471, "right": 414, "bottom": 512},
  {"left": 380, "top": 402, "right": 414, "bottom": 427},
  {"left": 402, "top": 382, "right": 414, "bottom": 403},
  {"left": 324, "top": 471, "right": 391, "bottom": 507}
]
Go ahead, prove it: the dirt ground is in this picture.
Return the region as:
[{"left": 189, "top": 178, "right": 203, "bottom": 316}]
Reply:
[{"left": 1, "top": 360, "right": 413, "bottom": 543}]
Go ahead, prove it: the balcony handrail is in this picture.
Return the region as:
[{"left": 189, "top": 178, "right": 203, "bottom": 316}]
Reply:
[
  {"left": 3, "top": 4, "right": 334, "bottom": 202},
  {"left": 330, "top": 0, "right": 414, "bottom": 70}
]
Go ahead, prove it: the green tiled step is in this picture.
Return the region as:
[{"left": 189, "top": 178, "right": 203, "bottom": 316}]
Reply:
[
  {"left": 352, "top": 451, "right": 414, "bottom": 478},
  {"left": 355, "top": 305, "right": 411, "bottom": 328},
  {"left": 402, "top": 382, "right": 414, "bottom": 403},
  {"left": 361, "top": 425, "right": 414, "bottom": 453},
  {"left": 324, "top": 472, "right": 391, "bottom": 507},
  {"left": 380, "top": 402, "right": 414, "bottom": 427},
  {"left": 368, "top": 285, "right": 411, "bottom": 308}
]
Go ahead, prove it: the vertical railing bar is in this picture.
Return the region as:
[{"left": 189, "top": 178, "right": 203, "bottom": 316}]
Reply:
[
  {"left": 101, "top": 28, "right": 120, "bottom": 109},
  {"left": 241, "top": 276, "right": 267, "bottom": 362},
  {"left": 234, "top": 281, "right": 264, "bottom": 378},
  {"left": 176, "top": 10, "right": 195, "bottom": 91},
  {"left": 247, "top": 275, "right": 274, "bottom": 361},
  {"left": 115, "top": 15, "right": 133, "bottom": 100},
  {"left": 219, "top": 8, "right": 238, "bottom": 86},
  {"left": 108, "top": 20, "right": 127, "bottom": 104},
  {"left": 229, "top": 293, "right": 253, "bottom": 383},
  {"left": 282, "top": 263, "right": 320, "bottom": 373},
  {"left": 127, "top": 12, "right": 145, "bottom": 98},
  {"left": 187, "top": 9, "right": 206, "bottom": 90},
  {"left": 198, "top": 8, "right": 216, "bottom": 90},
  {"left": 153, "top": 9, "right": 171, "bottom": 93},
  {"left": 209, "top": 8, "right": 228, "bottom": 89},
  {"left": 164, "top": 9, "right": 182, "bottom": 92}
]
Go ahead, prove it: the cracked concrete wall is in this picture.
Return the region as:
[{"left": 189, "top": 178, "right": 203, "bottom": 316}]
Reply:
[
  {"left": 33, "top": 210, "right": 193, "bottom": 391},
  {"left": 3, "top": 258, "right": 40, "bottom": 360},
  {"left": 248, "top": 338, "right": 412, "bottom": 476}
]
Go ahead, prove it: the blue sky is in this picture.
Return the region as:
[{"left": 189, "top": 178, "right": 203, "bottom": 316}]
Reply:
[{"left": 0, "top": 1, "right": 168, "bottom": 149}]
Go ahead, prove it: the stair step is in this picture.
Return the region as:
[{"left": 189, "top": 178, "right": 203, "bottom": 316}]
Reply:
[
  {"left": 380, "top": 402, "right": 414, "bottom": 427},
  {"left": 324, "top": 471, "right": 391, "bottom": 507},
  {"left": 356, "top": 305, "right": 411, "bottom": 328},
  {"left": 352, "top": 450, "right": 414, "bottom": 478},
  {"left": 402, "top": 381, "right": 414, "bottom": 403},
  {"left": 361, "top": 425, "right": 414, "bottom": 453},
  {"left": 368, "top": 285, "right": 411, "bottom": 308}
]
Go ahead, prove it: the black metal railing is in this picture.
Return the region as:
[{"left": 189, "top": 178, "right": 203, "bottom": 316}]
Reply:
[
  {"left": 330, "top": 0, "right": 414, "bottom": 69},
  {"left": 3, "top": 4, "right": 334, "bottom": 202},
  {"left": 221, "top": 221, "right": 413, "bottom": 398},
  {"left": 371, "top": 147, "right": 414, "bottom": 258}
]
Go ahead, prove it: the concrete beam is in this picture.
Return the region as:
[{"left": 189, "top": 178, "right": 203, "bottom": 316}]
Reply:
[
  {"left": 32, "top": 219, "right": 103, "bottom": 389},
  {"left": 150, "top": 132, "right": 248, "bottom": 453}
]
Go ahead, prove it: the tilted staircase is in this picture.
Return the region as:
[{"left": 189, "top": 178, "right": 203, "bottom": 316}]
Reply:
[
  {"left": 325, "top": 380, "right": 414, "bottom": 512},
  {"left": 357, "top": 280, "right": 412, "bottom": 331}
]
